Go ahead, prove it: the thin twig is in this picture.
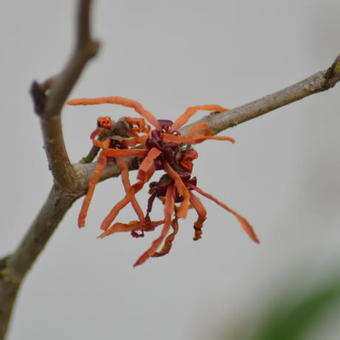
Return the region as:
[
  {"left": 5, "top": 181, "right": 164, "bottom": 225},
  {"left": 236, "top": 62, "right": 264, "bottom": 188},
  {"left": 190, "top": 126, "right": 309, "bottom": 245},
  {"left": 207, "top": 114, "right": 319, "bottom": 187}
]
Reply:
[
  {"left": 30, "top": 0, "right": 99, "bottom": 189},
  {"left": 80, "top": 145, "right": 101, "bottom": 163},
  {"left": 0, "top": 1, "right": 99, "bottom": 339},
  {"left": 182, "top": 54, "right": 340, "bottom": 135}
]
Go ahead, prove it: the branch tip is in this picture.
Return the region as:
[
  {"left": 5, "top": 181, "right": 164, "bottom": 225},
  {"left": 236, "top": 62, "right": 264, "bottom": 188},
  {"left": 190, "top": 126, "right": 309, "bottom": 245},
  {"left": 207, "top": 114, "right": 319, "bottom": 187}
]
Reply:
[
  {"left": 30, "top": 81, "right": 46, "bottom": 115},
  {"left": 325, "top": 54, "right": 340, "bottom": 89}
]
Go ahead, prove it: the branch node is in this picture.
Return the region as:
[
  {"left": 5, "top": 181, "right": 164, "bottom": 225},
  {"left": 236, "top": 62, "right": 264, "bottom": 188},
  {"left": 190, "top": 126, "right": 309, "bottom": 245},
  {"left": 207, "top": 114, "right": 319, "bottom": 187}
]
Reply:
[
  {"left": 324, "top": 54, "right": 340, "bottom": 89},
  {"left": 0, "top": 266, "right": 21, "bottom": 286},
  {"left": 30, "top": 81, "right": 47, "bottom": 115},
  {"left": 30, "top": 77, "right": 57, "bottom": 115},
  {"left": 0, "top": 256, "right": 10, "bottom": 274},
  {"left": 85, "top": 40, "right": 100, "bottom": 59}
]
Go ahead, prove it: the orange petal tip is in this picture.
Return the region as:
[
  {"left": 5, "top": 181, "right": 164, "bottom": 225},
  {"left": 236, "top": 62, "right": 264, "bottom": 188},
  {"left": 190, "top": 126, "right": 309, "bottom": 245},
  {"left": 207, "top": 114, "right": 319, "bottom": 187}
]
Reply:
[
  {"left": 133, "top": 260, "right": 142, "bottom": 267},
  {"left": 253, "top": 237, "right": 260, "bottom": 244}
]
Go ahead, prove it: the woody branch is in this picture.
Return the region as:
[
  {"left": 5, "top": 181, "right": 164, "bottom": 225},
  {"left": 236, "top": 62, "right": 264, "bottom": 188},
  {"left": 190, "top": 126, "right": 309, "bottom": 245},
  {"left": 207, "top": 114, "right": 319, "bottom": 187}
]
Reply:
[
  {"left": 31, "top": 0, "right": 99, "bottom": 189},
  {"left": 0, "top": 0, "right": 99, "bottom": 339},
  {"left": 181, "top": 54, "right": 340, "bottom": 135},
  {"left": 0, "top": 1, "right": 339, "bottom": 339}
]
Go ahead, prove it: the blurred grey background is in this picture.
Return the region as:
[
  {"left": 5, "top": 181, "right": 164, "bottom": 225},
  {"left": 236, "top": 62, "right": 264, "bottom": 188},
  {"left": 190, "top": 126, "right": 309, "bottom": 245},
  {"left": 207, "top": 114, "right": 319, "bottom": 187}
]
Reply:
[{"left": 1, "top": 0, "right": 340, "bottom": 339}]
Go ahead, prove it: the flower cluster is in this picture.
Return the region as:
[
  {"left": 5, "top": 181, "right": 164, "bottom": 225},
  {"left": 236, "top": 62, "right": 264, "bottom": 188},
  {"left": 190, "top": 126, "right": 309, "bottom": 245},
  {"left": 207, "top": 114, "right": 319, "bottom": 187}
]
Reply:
[{"left": 68, "top": 96, "right": 259, "bottom": 266}]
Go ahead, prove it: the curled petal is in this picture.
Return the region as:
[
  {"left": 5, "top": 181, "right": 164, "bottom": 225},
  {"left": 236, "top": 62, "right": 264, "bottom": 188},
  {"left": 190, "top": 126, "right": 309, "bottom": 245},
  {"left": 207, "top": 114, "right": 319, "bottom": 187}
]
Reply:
[
  {"left": 162, "top": 133, "right": 235, "bottom": 145},
  {"left": 68, "top": 96, "right": 161, "bottom": 129},
  {"left": 189, "top": 185, "right": 260, "bottom": 244},
  {"left": 133, "top": 184, "right": 175, "bottom": 267},
  {"left": 179, "top": 149, "right": 198, "bottom": 173},
  {"left": 98, "top": 220, "right": 141, "bottom": 237},
  {"left": 189, "top": 192, "right": 207, "bottom": 241},
  {"left": 93, "top": 139, "right": 111, "bottom": 149},
  {"left": 171, "top": 105, "right": 229, "bottom": 131},
  {"left": 98, "top": 219, "right": 164, "bottom": 238},
  {"left": 116, "top": 158, "right": 144, "bottom": 224},
  {"left": 124, "top": 117, "right": 151, "bottom": 135},
  {"left": 163, "top": 162, "right": 190, "bottom": 218},
  {"left": 152, "top": 218, "right": 179, "bottom": 257},
  {"left": 101, "top": 148, "right": 149, "bottom": 158},
  {"left": 137, "top": 147, "right": 161, "bottom": 182},
  {"left": 78, "top": 152, "right": 107, "bottom": 227}
]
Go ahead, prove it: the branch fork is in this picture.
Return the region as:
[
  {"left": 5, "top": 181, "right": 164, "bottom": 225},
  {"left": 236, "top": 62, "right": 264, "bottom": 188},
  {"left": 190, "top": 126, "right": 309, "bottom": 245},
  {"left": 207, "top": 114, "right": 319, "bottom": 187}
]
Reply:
[{"left": 0, "top": 0, "right": 339, "bottom": 338}]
